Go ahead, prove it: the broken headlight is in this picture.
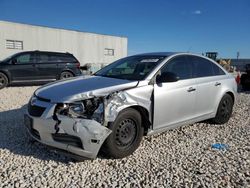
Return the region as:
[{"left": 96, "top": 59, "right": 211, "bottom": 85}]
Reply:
[
  {"left": 55, "top": 98, "right": 104, "bottom": 123},
  {"left": 68, "top": 102, "right": 86, "bottom": 117}
]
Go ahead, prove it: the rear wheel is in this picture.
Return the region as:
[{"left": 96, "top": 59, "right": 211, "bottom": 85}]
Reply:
[
  {"left": 212, "top": 94, "right": 233, "bottom": 124},
  {"left": 103, "top": 108, "right": 144, "bottom": 158},
  {"left": 0, "top": 73, "right": 8, "bottom": 89},
  {"left": 60, "top": 71, "right": 74, "bottom": 79}
]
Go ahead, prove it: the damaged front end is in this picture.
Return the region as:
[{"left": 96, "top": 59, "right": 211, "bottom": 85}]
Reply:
[
  {"left": 52, "top": 97, "right": 112, "bottom": 158},
  {"left": 25, "top": 82, "right": 153, "bottom": 159},
  {"left": 54, "top": 97, "right": 105, "bottom": 129},
  {"left": 24, "top": 95, "right": 112, "bottom": 159}
]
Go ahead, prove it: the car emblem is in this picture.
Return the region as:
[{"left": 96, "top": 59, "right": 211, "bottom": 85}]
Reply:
[{"left": 30, "top": 97, "right": 37, "bottom": 106}]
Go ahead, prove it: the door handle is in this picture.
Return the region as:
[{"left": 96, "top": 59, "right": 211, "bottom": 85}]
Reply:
[
  {"left": 187, "top": 87, "right": 196, "bottom": 92},
  {"left": 215, "top": 82, "right": 221, "bottom": 86}
]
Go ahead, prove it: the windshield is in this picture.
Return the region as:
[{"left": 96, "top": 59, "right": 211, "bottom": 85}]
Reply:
[
  {"left": 1, "top": 53, "right": 18, "bottom": 62},
  {"left": 95, "top": 55, "right": 166, "bottom": 80}
]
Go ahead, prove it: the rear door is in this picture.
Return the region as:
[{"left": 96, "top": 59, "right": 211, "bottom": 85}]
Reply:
[
  {"left": 188, "top": 56, "right": 226, "bottom": 117},
  {"left": 153, "top": 55, "right": 197, "bottom": 130},
  {"left": 36, "top": 52, "right": 59, "bottom": 80},
  {"left": 9, "top": 52, "right": 38, "bottom": 81}
]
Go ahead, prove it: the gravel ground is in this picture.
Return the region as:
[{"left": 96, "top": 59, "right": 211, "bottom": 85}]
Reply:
[{"left": 0, "top": 86, "right": 250, "bottom": 187}]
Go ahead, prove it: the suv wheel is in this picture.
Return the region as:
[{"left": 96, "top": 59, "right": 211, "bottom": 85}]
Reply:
[
  {"left": 0, "top": 73, "right": 8, "bottom": 89},
  {"left": 212, "top": 94, "right": 233, "bottom": 124},
  {"left": 103, "top": 108, "right": 144, "bottom": 158},
  {"left": 60, "top": 71, "right": 74, "bottom": 79}
]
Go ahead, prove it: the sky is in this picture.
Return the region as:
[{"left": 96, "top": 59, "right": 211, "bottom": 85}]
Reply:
[{"left": 0, "top": 0, "right": 250, "bottom": 58}]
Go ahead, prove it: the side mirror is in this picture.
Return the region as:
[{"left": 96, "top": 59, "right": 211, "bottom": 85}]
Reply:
[
  {"left": 156, "top": 72, "right": 179, "bottom": 83},
  {"left": 11, "top": 59, "right": 17, "bottom": 64}
]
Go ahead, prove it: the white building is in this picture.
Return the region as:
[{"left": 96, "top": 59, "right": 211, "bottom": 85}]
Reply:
[{"left": 0, "top": 20, "right": 127, "bottom": 71}]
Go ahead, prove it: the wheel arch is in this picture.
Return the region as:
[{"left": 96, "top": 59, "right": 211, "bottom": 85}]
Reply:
[
  {"left": 225, "top": 91, "right": 235, "bottom": 104},
  {"left": 115, "top": 105, "right": 151, "bottom": 136},
  {"left": 214, "top": 89, "right": 236, "bottom": 115},
  {"left": 59, "top": 69, "right": 75, "bottom": 79},
  {"left": 0, "top": 70, "right": 10, "bottom": 83}
]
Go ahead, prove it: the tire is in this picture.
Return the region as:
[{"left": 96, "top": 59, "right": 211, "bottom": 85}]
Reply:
[
  {"left": 0, "top": 72, "right": 8, "bottom": 89},
  {"left": 212, "top": 94, "right": 233, "bottom": 124},
  {"left": 60, "top": 71, "right": 74, "bottom": 79},
  {"left": 103, "top": 108, "right": 144, "bottom": 158}
]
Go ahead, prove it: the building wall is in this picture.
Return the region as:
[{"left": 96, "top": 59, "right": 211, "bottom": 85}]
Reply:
[{"left": 0, "top": 21, "right": 127, "bottom": 67}]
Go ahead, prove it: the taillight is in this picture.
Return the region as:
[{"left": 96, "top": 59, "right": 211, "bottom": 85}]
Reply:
[
  {"left": 235, "top": 72, "right": 241, "bottom": 84},
  {"left": 76, "top": 62, "right": 80, "bottom": 69}
]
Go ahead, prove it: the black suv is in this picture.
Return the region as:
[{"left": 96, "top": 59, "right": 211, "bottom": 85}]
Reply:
[
  {"left": 0, "top": 51, "right": 82, "bottom": 89},
  {"left": 241, "top": 64, "right": 250, "bottom": 90}
]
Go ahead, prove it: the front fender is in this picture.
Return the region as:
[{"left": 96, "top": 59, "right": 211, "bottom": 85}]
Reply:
[{"left": 104, "top": 85, "right": 153, "bottom": 123}]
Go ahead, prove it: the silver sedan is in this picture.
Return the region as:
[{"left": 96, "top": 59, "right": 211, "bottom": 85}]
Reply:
[{"left": 24, "top": 52, "right": 237, "bottom": 159}]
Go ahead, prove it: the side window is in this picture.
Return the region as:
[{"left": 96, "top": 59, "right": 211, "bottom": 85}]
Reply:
[
  {"left": 38, "top": 54, "right": 49, "bottom": 63},
  {"left": 212, "top": 63, "right": 226, "bottom": 76},
  {"left": 191, "top": 56, "right": 214, "bottom": 78},
  {"left": 59, "top": 55, "right": 76, "bottom": 62},
  {"left": 37, "top": 54, "right": 75, "bottom": 63},
  {"left": 15, "top": 54, "right": 34, "bottom": 64},
  {"left": 48, "top": 54, "right": 75, "bottom": 62},
  {"left": 161, "top": 56, "right": 193, "bottom": 80},
  {"left": 49, "top": 55, "right": 62, "bottom": 62}
]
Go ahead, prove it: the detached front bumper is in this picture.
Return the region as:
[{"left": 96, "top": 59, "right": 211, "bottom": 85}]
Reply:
[{"left": 24, "top": 99, "right": 111, "bottom": 159}]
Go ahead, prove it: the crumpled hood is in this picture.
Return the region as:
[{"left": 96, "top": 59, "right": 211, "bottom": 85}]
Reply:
[{"left": 35, "top": 76, "right": 138, "bottom": 103}]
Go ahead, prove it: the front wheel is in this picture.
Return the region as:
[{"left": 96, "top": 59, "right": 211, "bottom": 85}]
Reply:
[
  {"left": 103, "top": 108, "right": 144, "bottom": 158},
  {"left": 212, "top": 94, "right": 234, "bottom": 124},
  {"left": 0, "top": 73, "right": 8, "bottom": 89}
]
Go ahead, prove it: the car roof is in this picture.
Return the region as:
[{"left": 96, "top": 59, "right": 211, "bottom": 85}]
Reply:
[
  {"left": 134, "top": 52, "right": 179, "bottom": 57},
  {"left": 12, "top": 51, "right": 73, "bottom": 56}
]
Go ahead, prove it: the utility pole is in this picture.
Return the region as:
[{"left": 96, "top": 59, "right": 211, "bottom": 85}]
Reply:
[{"left": 237, "top": 52, "right": 240, "bottom": 59}]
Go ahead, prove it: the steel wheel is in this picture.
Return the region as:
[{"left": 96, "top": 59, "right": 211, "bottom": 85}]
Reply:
[
  {"left": 212, "top": 94, "right": 233, "bottom": 124},
  {"left": 103, "top": 108, "right": 144, "bottom": 158},
  {"left": 220, "top": 98, "right": 231, "bottom": 119},
  {"left": 115, "top": 119, "right": 137, "bottom": 148}
]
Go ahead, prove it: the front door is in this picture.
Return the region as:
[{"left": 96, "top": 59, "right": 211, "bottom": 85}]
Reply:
[
  {"left": 9, "top": 52, "right": 38, "bottom": 81},
  {"left": 153, "top": 55, "right": 197, "bottom": 130}
]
